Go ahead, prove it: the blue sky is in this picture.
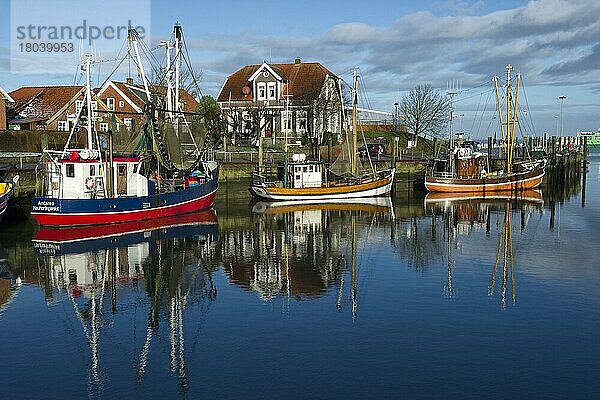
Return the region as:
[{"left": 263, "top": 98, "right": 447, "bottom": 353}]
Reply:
[{"left": 1, "top": 0, "right": 599, "bottom": 137}]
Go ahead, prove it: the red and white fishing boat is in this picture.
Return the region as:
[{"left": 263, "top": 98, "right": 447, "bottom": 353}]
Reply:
[
  {"left": 425, "top": 64, "right": 546, "bottom": 193},
  {"left": 31, "top": 26, "right": 218, "bottom": 226}
]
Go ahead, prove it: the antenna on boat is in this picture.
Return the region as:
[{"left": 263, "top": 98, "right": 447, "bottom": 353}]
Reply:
[{"left": 446, "top": 79, "right": 462, "bottom": 176}]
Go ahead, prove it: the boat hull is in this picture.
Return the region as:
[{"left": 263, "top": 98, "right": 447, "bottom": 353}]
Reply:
[
  {"left": 249, "top": 169, "right": 395, "bottom": 201},
  {"left": 424, "top": 166, "right": 544, "bottom": 193},
  {"left": 31, "top": 167, "right": 218, "bottom": 226},
  {"left": 0, "top": 182, "right": 15, "bottom": 224}
]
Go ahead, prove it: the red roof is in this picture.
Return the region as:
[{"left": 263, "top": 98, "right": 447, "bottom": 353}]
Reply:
[
  {"left": 217, "top": 61, "right": 336, "bottom": 103},
  {"left": 111, "top": 81, "right": 198, "bottom": 113},
  {"left": 8, "top": 86, "right": 84, "bottom": 120}
]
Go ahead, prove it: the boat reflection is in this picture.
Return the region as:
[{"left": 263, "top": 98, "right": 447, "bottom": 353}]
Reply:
[
  {"left": 32, "top": 209, "right": 219, "bottom": 392},
  {"left": 223, "top": 198, "right": 394, "bottom": 315},
  {"left": 0, "top": 246, "right": 21, "bottom": 315},
  {"left": 424, "top": 190, "right": 544, "bottom": 306}
]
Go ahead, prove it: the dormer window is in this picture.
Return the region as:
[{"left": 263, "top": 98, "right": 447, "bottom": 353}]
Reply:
[
  {"left": 257, "top": 82, "right": 266, "bottom": 100},
  {"left": 267, "top": 82, "right": 276, "bottom": 100}
]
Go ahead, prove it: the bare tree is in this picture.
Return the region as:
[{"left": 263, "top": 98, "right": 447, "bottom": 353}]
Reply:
[{"left": 400, "top": 84, "right": 450, "bottom": 140}]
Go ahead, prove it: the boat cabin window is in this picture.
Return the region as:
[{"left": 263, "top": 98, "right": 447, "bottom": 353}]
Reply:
[
  {"left": 66, "top": 164, "right": 75, "bottom": 178},
  {"left": 303, "top": 167, "right": 308, "bottom": 172},
  {"left": 89, "top": 165, "right": 95, "bottom": 176},
  {"left": 118, "top": 165, "right": 127, "bottom": 176}
]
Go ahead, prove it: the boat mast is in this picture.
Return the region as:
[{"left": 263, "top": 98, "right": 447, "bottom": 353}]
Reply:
[
  {"left": 162, "top": 39, "right": 174, "bottom": 121},
  {"left": 129, "top": 28, "right": 152, "bottom": 103},
  {"left": 447, "top": 87, "right": 458, "bottom": 176},
  {"left": 351, "top": 69, "right": 359, "bottom": 176},
  {"left": 174, "top": 24, "right": 182, "bottom": 130},
  {"left": 84, "top": 54, "right": 94, "bottom": 150}
]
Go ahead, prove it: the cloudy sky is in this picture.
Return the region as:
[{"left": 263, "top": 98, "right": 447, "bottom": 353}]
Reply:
[{"left": 1, "top": 0, "right": 599, "bottom": 137}]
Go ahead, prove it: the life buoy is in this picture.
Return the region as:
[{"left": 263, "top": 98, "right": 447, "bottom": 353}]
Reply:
[{"left": 85, "top": 177, "right": 95, "bottom": 190}]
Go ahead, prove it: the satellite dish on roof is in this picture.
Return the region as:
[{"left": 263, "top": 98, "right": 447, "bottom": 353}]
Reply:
[{"left": 242, "top": 86, "right": 251, "bottom": 95}]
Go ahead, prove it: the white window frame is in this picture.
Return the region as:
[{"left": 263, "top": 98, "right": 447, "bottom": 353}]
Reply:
[
  {"left": 297, "top": 111, "right": 307, "bottom": 133},
  {"left": 282, "top": 111, "right": 292, "bottom": 132},
  {"left": 257, "top": 82, "right": 266, "bottom": 100},
  {"left": 119, "top": 100, "right": 124, "bottom": 108},
  {"left": 123, "top": 118, "right": 133, "bottom": 131},
  {"left": 99, "top": 122, "right": 109, "bottom": 132},
  {"left": 267, "top": 82, "right": 276, "bottom": 100},
  {"left": 57, "top": 120, "right": 69, "bottom": 131},
  {"left": 106, "top": 97, "right": 115, "bottom": 111}
]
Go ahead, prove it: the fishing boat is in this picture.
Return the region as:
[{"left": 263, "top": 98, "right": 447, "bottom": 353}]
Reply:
[
  {"left": 425, "top": 64, "right": 545, "bottom": 193},
  {"left": 0, "top": 175, "right": 18, "bottom": 224},
  {"left": 249, "top": 69, "right": 394, "bottom": 201},
  {"left": 31, "top": 27, "right": 218, "bottom": 226}
]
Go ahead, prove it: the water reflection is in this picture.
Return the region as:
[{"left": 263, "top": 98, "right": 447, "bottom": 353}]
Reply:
[
  {"left": 32, "top": 210, "right": 219, "bottom": 394},
  {"left": 0, "top": 246, "right": 21, "bottom": 314},
  {"left": 424, "top": 190, "right": 544, "bottom": 307},
  {"left": 223, "top": 198, "right": 394, "bottom": 312}
]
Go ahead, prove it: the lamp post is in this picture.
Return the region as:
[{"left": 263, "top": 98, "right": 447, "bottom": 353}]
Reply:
[
  {"left": 393, "top": 102, "right": 399, "bottom": 132},
  {"left": 559, "top": 95, "right": 567, "bottom": 137},
  {"left": 554, "top": 115, "right": 559, "bottom": 136}
]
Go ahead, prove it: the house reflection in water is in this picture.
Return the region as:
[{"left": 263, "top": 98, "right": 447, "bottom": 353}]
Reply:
[{"left": 223, "top": 199, "right": 395, "bottom": 301}]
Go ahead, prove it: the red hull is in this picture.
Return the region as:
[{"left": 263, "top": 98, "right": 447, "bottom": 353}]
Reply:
[
  {"left": 32, "top": 190, "right": 216, "bottom": 226},
  {"left": 34, "top": 209, "right": 218, "bottom": 243}
]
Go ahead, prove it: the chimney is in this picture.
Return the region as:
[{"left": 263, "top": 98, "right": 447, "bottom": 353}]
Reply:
[
  {"left": 294, "top": 58, "right": 301, "bottom": 64},
  {"left": 126, "top": 77, "right": 134, "bottom": 84}
]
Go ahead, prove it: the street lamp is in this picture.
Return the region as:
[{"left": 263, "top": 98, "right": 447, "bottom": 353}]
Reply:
[
  {"left": 393, "top": 102, "right": 399, "bottom": 132},
  {"left": 559, "top": 95, "right": 567, "bottom": 137},
  {"left": 554, "top": 115, "right": 559, "bottom": 136}
]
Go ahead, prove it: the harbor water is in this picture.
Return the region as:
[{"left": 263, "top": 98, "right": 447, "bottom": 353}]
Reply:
[{"left": 0, "top": 156, "right": 599, "bottom": 399}]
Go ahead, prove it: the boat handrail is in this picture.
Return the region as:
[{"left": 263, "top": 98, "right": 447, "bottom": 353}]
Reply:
[{"left": 430, "top": 171, "right": 456, "bottom": 179}]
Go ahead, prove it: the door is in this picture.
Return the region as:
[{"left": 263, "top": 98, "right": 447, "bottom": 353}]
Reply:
[{"left": 117, "top": 164, "right": 127, "bottom": 195}]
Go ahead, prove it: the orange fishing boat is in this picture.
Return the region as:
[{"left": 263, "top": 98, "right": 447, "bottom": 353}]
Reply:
[{"left": 425, "top": 64, "right": 546, "bottom": 193}]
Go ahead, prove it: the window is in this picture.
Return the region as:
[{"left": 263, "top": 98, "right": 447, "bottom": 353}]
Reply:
[
  {"left": 91, "top": 101, "right": 98, "bottom": 118},
  {"left": 89, "top": 165, "right": 95, "bottom": 176},
  {"left": 66, "top": 164, "right": 75, "bottom": 177},
  {"left": 106, "top": 97, "right": 115, "bottom": 111},
  {"left": 118, "top": 165, "right": 127, "bottom": 176},
  {"left": 282, "top": 111, "right": 292, "bottom": 132},
  {"left": 267, "top": 82, "right": 276, "bottom": 100},
  {"left": 75, "top": 100, "right": 97, "bottom": 117},
  {"left": 99, "top": 122, "right": 108, "bottom": 132},
  {"left": 297, "top": 111, "right": 307, "bottom": 133},
  {"left": 257, "top": 83, "right": 266, "bottom": 100},
  {"left": 119, "top": 100, "right": 124, "bottom": 108},
  {"left": 123, "top": 118, "right": 133, "bottom": 131},
  {"left": 57, "top": 121, "right": 69, "bottom": 131}
]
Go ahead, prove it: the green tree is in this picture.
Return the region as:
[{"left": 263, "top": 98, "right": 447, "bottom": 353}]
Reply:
[{"left": 195, "top": 95, "right": 224, "bottom": 146}]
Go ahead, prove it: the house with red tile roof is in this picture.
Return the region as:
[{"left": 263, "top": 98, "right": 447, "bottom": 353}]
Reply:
[
  {"left": 0, "top": 86, "right": 14, "bottom": 130},
  {"left": 217, "top": 59, "right": 344, "bottom": 145},
  {"left": 97, "top": 79, "right": 199, "bottom": 132},
  {"left": 6, "top": 86, "right": 122, "bottom": 133}
]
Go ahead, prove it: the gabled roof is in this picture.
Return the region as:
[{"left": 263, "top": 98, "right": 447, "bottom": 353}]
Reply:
[
  {"left": 7, "top": 86, "right": 85, "bottom": 121},
  {"left": 99, "top": 81, "right": 198, "bottom": 114},
  {"left": 217, "top": 61, "right": 337, "bottom": 103},
  {"left": 0, "top": 86, "right": 14, "bottom": 102}
]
